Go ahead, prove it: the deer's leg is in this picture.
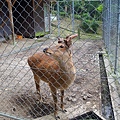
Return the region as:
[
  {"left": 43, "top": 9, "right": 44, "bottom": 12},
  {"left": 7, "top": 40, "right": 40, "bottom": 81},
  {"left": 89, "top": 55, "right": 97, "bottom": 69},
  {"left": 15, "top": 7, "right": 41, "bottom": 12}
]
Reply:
[
  {"left": 34, "top": 73, "right": 40, "bottom": 94},
  {"left": 60, "top": 90, "right": 67, "bottom": 113},
  {"left": 34, "top": 73, "right": 43, "bottom": 102},
  {"left": 50, "top": 86, "right": 59, "bottom": 119}
]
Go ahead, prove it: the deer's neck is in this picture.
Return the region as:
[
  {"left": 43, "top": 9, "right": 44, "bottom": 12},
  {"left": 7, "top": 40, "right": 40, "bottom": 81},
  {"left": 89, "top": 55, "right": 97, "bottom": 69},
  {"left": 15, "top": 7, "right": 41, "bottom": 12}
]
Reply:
[
  {"left": 58, "top": 57, "right": 76, "bottom": 76},
  {"left": 55, "top": 55, "right": 76, "bottom": 89}
]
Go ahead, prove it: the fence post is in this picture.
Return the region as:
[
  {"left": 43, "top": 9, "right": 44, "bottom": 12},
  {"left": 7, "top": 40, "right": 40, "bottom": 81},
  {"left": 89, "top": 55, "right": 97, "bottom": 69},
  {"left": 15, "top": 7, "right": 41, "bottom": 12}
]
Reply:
[
  {"left": 6, "top": 0, "right": 15, "bottom": 45},
  {"left": 57, "top": 1, "right": 60, "bottom": 37},
  {"left": 114, "top": 0, "right": 120, "bottom": 76},
  {"left": 108, "top": 0, "right": 111, "bottom": 54},
  {"left": 72, "top": 0, "right": 75, "bottom": 33}
]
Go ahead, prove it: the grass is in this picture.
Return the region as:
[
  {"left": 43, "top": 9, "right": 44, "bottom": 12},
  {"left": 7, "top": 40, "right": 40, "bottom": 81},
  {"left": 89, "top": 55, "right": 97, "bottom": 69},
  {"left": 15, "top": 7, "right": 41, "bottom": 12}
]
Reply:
[
  {"left": 35, "top": 31, "right": 49, "bottom": 37},
  {"left": 51, "top": 17, "right": 102, "bottom": 40}
]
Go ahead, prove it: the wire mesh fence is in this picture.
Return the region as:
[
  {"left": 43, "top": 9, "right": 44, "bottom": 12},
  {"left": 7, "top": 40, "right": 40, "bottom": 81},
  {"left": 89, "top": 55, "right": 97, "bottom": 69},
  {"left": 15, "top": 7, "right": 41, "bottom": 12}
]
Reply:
[
  {"left": 0, "top": 0, "right": 120, "bottom": 120},
  {"left": 103, "top": 0, "right": 120, "bottom": 77}
]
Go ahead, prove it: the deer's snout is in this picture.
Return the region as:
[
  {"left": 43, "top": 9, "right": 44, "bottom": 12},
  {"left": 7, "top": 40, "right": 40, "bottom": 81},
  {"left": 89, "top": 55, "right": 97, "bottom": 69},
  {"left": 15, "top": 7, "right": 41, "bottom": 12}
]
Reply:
[{"left": 43, "top": 48, "right": 48, "bottom": 53}]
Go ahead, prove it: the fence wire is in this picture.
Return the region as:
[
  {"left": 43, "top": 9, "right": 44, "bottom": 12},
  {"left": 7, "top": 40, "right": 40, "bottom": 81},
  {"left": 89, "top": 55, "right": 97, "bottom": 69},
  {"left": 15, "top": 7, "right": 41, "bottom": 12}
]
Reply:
[{"left": 0, "top": 0, "right": 120, "bottom": 120}]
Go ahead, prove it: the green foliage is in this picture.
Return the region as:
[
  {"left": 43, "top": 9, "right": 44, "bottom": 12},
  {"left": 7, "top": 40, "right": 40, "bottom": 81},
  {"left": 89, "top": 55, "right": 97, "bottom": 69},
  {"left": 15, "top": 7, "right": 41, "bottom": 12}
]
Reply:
[
  {"left": 82, "top": 13, "right": 92, "bottom": 20},
  {"left": 95, "top": 4, "right": 103, "bottom": 20},
  {"left": 35, "top": 31, "right": 49, "bottom": 37},
  {"left": 97, "top": 4, "right": 103, "bottom": 12},
  {"left": 51, "top": 11, "right": 57, "bottom": 15},
  {"left": 79, "top": 1, "right": 100, "bottom": 33},
  {"left": 74, "top": 14, "right": 81, "bottom": 20},
  {"left": 81, "top": 13, "right": 99, "bottom": 33},
  {"left": 51, "top": 11, "right": 66, "bottom": 17},
  {"left": 81, "top": 19, "right": 99, "bottom": 33},
  {"left": 52, "top": 0, "right": 101, "bottom": 33},
  {"left": 59, "top": 11, "right": 66, "bottom": 17}
]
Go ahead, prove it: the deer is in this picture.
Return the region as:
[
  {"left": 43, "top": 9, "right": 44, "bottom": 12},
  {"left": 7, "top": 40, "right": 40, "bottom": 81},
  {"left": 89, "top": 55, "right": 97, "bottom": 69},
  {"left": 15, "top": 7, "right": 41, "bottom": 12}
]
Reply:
[{"left": 27, "top": 34, "right": 78, "bottom": 119}]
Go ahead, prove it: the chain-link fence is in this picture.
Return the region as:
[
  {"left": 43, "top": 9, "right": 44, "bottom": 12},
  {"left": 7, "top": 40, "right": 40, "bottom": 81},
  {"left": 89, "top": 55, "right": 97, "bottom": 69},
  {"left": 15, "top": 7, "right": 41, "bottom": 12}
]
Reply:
[
  {"left": 103, "top": 0, "right": 120, "bottom": 79},
  {"left": 0, "top": 0, "right": 120, "bottom": 120},
  {"left": 102, "top": 0, "right": 120, "bottom": 119}
]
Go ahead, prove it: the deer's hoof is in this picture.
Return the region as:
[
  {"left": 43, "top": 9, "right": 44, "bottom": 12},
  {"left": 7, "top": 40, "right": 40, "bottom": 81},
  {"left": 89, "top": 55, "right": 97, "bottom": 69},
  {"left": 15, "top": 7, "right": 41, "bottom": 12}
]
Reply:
[
  {"left": 34, "top": 91, "right": 40, "bottom": 95},
  {"left": 36, "top": 91, "right": 40, "bottom": 95},
  {"left": 62, "top": 109, "right": 67, "bottom": 113},
  {"left": 55, "top": 116, "right": 60, "bottom": 120}
]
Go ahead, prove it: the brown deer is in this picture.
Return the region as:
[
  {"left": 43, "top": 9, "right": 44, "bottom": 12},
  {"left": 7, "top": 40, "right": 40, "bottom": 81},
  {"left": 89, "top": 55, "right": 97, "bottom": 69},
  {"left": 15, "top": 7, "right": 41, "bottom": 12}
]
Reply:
[{"left": 28, "top": 34, "right": 78, "bottom": 119}]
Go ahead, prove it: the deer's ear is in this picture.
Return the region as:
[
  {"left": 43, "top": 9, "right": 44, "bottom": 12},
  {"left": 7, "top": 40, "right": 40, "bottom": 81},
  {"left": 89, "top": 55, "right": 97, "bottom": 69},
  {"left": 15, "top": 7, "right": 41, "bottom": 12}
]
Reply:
[
  {"left": 66, "top": 34, "right": 78, "bottom": 42},
  {"left": 58, "top": 38, "right": 64, "bottom": 43},
  {"left": 58, "top": 40, "right": 62, "bottom": 43},
  {"left": 64, "top": 34, "right": 78, "bottom": 48},
  {"left": 64, "top": 39, "right": 72, "bottom": 48},
  {"left": 67, "top": 34, "right": 78, "bottom": 40},
  {"left": 66, "top": 35, "right": 71, "bottom": 39}
]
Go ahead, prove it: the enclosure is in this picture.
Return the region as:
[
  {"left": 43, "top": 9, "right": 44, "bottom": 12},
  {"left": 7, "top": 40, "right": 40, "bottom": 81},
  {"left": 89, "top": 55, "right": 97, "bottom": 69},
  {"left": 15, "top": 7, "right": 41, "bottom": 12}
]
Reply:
[{"left": 0, "top": 0, "right": 120, "bottom": 120}]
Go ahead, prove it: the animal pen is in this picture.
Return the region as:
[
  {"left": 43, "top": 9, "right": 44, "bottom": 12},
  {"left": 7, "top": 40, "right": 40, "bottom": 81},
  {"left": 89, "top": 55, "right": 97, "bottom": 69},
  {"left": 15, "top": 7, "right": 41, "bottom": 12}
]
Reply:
[{"left": 0, "top": 0, "right": 120, "bottom": 120}]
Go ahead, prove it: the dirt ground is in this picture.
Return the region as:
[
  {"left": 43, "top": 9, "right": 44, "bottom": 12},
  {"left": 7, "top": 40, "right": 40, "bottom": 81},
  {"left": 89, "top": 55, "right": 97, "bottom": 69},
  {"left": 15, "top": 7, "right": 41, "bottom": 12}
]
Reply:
[{"left": 0, "top": 36, "right": 103, "bottom": 120}]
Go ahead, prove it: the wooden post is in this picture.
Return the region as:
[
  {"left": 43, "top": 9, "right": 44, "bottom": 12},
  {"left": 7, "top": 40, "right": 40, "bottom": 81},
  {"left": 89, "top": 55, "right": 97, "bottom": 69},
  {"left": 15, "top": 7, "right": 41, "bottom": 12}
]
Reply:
[
  {"left": 78, "top": 27, "right": 80, "bottom": 39},
  {"left": 6, "top": 0, "right": 15, "bottom": 45}
]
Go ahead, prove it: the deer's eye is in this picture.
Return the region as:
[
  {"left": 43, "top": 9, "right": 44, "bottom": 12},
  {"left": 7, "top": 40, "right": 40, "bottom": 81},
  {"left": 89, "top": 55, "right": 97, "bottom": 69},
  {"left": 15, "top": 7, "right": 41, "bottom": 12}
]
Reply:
[{"left": 59, "top": 45, "right": 64, "bottom": 48}]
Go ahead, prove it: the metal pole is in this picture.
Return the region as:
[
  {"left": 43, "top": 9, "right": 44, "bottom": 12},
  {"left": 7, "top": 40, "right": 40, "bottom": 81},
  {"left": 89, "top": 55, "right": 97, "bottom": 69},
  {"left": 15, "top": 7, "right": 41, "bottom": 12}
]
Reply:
[
  {"left": 114, "top": 0, "right": 120, "bottom": 74},
  {"left": 72, "top": 0, "right": 75, "bottom": 33},
  {"left": 0, "top": 112, "right": 25, "bottom": 120},
  {"left": 108, "top": 0, "right": 111, "bottom": 54},
  {"left": 104, "top": 0, "right": 109, "bottom": 50},
  {"left": 57, "top": 1, "right": 60, "bottom": 37}
]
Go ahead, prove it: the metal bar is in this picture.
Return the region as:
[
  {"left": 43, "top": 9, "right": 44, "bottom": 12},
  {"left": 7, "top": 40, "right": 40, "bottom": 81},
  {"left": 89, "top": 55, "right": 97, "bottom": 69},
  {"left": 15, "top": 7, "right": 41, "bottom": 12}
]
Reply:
[
  {"left": 58, "top": 0, "right": 103, "bottom": 2},
  {"left": 57, "top": 1, "right": 60, "bottom": 36},
  {"left": 103, "top": 0, "right": 109, "bottom": 51},
  {"left": 0, "top": 112, "right": 26, "bottom": 120},
  {"left": 102, "top": 0, "right": 106, "bottom": 45},
  {"left": 71, "top": 0, "right": 75, "bottom": 33},
  {"left": 107, "top": 0, "right": 111, "bottom": 54},
  {"left": 114, "top": 0, "right": 120, "bottom": 74}
]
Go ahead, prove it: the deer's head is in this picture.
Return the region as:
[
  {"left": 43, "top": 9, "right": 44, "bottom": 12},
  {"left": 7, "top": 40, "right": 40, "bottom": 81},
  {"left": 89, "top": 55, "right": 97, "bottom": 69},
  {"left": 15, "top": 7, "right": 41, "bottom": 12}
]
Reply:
[{"left": 43, "top": 34, "right": 78, "bottom": 61}]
